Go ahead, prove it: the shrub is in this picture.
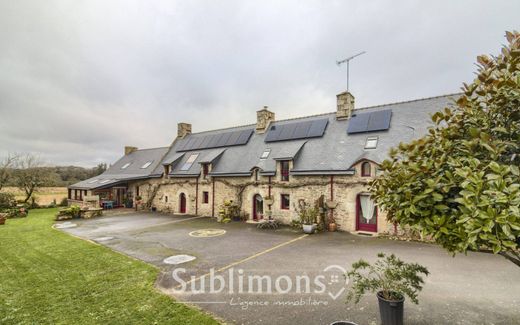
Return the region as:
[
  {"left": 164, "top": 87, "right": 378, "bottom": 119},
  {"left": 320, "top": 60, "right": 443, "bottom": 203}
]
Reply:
[
  {"left": 345, "top": 253, "right": 429, "bottom": 304},
  {"left": 59, "top": 197, "right": 69, "bottom": 207},
  {"left": 293, "top": 199, "right": 319, "bottom": 225},
  {"left": 0, "top": 192, "right": 16, "bottom": 210}
]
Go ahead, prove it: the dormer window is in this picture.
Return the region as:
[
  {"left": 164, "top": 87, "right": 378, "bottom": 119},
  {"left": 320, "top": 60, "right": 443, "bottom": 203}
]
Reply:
[
  {"left": 280, "top": 160, "right": 290, "bottom": 181},
  {"left": 260, "top": 149, "right": 271, "bottom": 159},
  {"left": 365, "top": 136, "right": 378, "bottom": 149},
  {"left": 361, "top": 162, "right": 371, "bottom": 177},
  {"left": 181, "top": 154, "right": 199, "bottom": 171},
  {"left": 141, "top": 161, "right": 153, "bottom": 169},
  {"left": 121, "top": 162, "right": 132, "bottom": 169},
  {"left": 202, "top": 164, "right": 209, "bottom": 179}
]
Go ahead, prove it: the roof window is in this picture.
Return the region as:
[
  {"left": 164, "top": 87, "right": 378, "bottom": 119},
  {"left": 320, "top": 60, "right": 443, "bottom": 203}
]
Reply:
[
  {"left": 141, "top": 161, "right": 153, "bottom": 169},
  {"left": 121, "top": 162, "right": 132, "bottom": 169},
  {"left": 260, "top": 149, "right": 271, "bottom": 159},
  {"left": 180, "top": 154, "right": 199, "bottom": 171},
  {"left": 88, "top": 179, "right": 98, "bottom": 184},
  {"left": 365, "top": 136, "right": 378, "bottom": 149},
  {"left": 99, "top": 179, "right": 112, "bottom": 184}
]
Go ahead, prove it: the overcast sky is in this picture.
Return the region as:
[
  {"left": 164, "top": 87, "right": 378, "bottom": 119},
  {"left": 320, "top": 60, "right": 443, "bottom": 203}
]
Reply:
[{"left": 0, "top": 0, "right": 518, "bottom": 167}]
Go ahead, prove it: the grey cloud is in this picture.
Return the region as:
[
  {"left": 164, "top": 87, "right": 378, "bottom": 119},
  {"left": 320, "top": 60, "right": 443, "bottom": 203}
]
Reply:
[{"left": 0, "top": 0, "right": 519, "bottom": 166}]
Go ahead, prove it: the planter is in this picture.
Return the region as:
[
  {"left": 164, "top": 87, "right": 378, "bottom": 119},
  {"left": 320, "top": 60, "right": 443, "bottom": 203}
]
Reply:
[
  {"left": 328, "top": 222, "right": 337, "bottom": 232},
  {"left": 264, "top": 198, "right": 274, "bottom": 206},
  {"left": 0, "top": 217, "right": 5, "bottom": 225},
  {"left": 326, "top": 200, "right": 338, "bottom": 209},
  {"left": 330, "top": 322, "right": 358, "bottom": 325},
  {"left": 377, "top": 291, "right": 404, "bottom": 325},
  {"left": 303, "top": 223, "right": 317, "bottom": 234}
]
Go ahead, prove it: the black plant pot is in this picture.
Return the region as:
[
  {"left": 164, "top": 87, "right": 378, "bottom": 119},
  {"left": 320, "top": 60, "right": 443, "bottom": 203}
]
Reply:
[
  {"left": 377, "top": 291, "right": 404, "bottom": 325},
  {"left": 330, "top": 321, "right": 358, "bottom": 325}
]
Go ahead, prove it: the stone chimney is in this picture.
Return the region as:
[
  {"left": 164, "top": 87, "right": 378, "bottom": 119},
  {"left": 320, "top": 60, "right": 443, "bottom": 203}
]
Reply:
[
  {"left": 125, "top": 146, "right": 138, "bottom": 155},
  {"left": 177, "top": 122, "right": 192, "bottom": 139},
  {"left": 256, "top": 106, "right": 275, "bottom": 133},
  {"left": 336, "top": 91, "right": 355, "bottom": 120}
]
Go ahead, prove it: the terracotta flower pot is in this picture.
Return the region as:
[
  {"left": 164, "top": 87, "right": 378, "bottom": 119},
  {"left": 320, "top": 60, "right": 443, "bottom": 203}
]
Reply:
[
  {"left": 0, "top": 217, "right": 6, "bottom": 225},
  {"left": 328, "top": 222, "right": 337, "bottom": 232}
]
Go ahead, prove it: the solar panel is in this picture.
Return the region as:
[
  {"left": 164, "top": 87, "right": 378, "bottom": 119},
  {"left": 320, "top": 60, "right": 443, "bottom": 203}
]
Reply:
[
  {"left": 265, "top": 125, "right": 282, "bottom": 142},
  {"left": 307, "top": 119, "right": 329, "bottom": 137},
  {"left": 216, "top": 132, "right": 232, "bottom": 147},
  {"left": 278, "top": 123, "right": 297, "bottom": 141},
  {"left": 293, "top": 121, "right": 312, "bottom": 139},
  {"left": 225, "top": 130, "right": 241, "bottom": 146},
  {"left": 347, "top": 109, "right": 392, "bottom": 134},
  {"left": 347, "top": 112, "right": 371, "bottom": 134},
  {"left": 236, "top": 129, "right": 254, "bottom": 145},
  {"left": 177, "top": 128, "right": 254, "bottom": 151},
  {"left": 367, "top": 109, "right": 392, "bottom": 132},
  {"left": 265, "top": 118, "right": 329, "bottom": 142}
]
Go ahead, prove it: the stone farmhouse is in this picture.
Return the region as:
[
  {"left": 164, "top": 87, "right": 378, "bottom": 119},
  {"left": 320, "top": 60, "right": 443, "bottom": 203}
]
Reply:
[{"left": 68, "top": 91, "right": 458, "bottom": 234}]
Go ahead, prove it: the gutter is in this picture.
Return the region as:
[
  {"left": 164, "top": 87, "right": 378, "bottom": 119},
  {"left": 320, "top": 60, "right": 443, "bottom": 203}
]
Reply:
[{"left": 290, "top": 170, "right": 355, "bottom": 176}]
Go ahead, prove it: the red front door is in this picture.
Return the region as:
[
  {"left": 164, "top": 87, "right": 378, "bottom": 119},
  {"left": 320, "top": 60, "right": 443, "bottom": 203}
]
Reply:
[
  {"left": 356, "top": 194, "right": 377, "bottom": 232},
  {"left": 179, "top": 193, "right": 186, "bottom": 213},
  {"left": 252, "top": 194, "right": 263, "bottom": 221}
]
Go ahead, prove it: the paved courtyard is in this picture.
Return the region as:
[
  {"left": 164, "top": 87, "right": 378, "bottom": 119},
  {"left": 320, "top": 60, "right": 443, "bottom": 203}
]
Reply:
[{"left": 59, "top": 212, "right": 520, "bottom": 325}]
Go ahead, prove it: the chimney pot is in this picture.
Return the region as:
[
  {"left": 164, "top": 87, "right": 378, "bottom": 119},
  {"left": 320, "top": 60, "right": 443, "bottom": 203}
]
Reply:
[
  {"left": 336, "top": 91, "right": 355, "bottom": 120},
  {"left": 177, "top": 123, "right": 192, "bottom": 139}
]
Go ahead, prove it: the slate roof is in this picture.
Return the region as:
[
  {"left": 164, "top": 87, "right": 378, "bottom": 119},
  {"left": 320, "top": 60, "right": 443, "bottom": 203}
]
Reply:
[
  {"left": 164, "top": 93, "right": 459, "bottom": 177},
  {"left": 69, "top": 147, "right": 169, "bottom": 189},
  {"left": 69, "top": 93, "right": 460, "bottom": 189}
]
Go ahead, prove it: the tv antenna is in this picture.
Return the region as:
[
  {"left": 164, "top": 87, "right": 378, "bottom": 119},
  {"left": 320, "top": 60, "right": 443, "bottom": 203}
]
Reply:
[{"left": 336, "top": 51, "right": 366, "bottom": 92}]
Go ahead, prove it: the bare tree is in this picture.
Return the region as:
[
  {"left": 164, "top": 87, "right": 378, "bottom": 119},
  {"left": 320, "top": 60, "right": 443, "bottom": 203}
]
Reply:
[
  {"left": 0, "top": 153, "right": 18, "bottom": 192},
  {"left": 14, "top": 154, "right": 50, "bottom": 203}
]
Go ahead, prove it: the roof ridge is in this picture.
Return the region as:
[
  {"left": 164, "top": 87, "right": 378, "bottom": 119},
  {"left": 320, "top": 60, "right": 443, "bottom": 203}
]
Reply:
[
  {"left": 133, "top": 146, "right": 169, "bottom": 151},
  {"left": 188, "top": 123, "right": 256, "bottom": 136},
  {"left": 185, "top": 92, "right": 461, "bottom": 135},
  {"left": 353, "top": 92, "right": 462, "bottom": 112}
]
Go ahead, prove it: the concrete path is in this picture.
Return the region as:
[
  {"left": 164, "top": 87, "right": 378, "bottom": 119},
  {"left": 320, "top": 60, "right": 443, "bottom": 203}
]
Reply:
[{"left": 58, "top": 213, "right": 520, "bottom": 325}]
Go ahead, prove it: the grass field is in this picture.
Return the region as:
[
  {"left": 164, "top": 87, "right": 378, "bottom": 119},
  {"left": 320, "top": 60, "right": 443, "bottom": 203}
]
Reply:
[
  {"left": 0, "top": 208, "right": 219, "bottom": 325},
  {"left": 1, "top": 187, "right": 67, "bottom": 205}
]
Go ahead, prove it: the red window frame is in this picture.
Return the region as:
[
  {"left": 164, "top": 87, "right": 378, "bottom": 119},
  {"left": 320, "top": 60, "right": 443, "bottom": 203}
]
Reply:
[
  {"left": 281, "top": 194, "right": 290, "bottom": 210},
  {"left": 361, "top": 162, "right": 371, "bottom": 177},
  {"left": 203, "top": 191, "right": 209, "bottom": 204},
  {"left": 280, "top": 161, "right": 290, "bottom": 181},
  {"left": 203, "top": 164, "right": 209, "bottom": 179}
]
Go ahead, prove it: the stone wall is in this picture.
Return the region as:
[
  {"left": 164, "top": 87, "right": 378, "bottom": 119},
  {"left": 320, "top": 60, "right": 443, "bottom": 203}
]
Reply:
[{"left": 137, "top": 159, "right": 392, "bottom": 234}]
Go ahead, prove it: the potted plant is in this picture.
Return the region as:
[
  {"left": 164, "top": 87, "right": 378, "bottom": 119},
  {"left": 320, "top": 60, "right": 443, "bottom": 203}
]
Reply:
[
  {"left": 345, "top": 253, "right": 429, "bottom": 325},
  {"left": 264, "top": 196, "right": 274, "bottom": 206},
  {"left": 327, "top": 213, "right": 337, "bottom": 232},
  {"left": 294, "top": 199, "right": 318, "bottom": 234}
]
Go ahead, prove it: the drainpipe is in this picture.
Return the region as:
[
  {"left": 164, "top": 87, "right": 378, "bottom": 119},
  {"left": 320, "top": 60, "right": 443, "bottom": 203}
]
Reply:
[
  {"left": 268, "top": 176, "right": 272, "bottom": 211},
  {"left": 195, "top": 176, "right": 199, "bottom": 216},
  {"left": 212, "top": 177, "right": 215, "bottom": 217},
  {"left": 329, "top": 175, "right": 334, "bottom": 223}
]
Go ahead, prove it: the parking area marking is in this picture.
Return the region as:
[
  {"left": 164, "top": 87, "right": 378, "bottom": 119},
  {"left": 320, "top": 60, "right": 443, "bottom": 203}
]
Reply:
[{"left": 178, "top": 234, "right": 309, "bottom": 289}]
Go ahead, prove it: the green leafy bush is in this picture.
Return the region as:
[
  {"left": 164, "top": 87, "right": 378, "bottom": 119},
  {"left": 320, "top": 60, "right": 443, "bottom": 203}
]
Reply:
[
  {"left": 370, "top": 31, "right": 520, "bottom": 266},
  {"left": 345, "top": 253, "right": 429, "bottom": 304},
  {"left": 0, "top": 192, "right": 16, "bottom": 210},
  {"left": 293, "top": 199, "right": 319, "bottom": 225}
]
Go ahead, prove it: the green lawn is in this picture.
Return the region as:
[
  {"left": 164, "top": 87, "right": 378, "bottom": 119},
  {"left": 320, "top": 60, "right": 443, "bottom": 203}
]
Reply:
[{"left": 0, "top": 208, "right": 219, "bottom": 325}]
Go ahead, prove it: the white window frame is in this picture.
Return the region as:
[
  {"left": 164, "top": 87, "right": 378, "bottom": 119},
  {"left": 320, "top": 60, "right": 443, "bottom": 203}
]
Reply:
[
  {"left": 141, "top": 161, "right": 153, "bottom": 169},
  {"left": 365, "top": 136, "right": 378, "bottom": 149},
  {"left": 180, "top": 154, "right": 199, "bottom": 171},
  {"left": 260, "top": 149, "right": 271, "bottom": 159},
  {"left": 121, "top": 162, "right": 132, "bottom": 169}
]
